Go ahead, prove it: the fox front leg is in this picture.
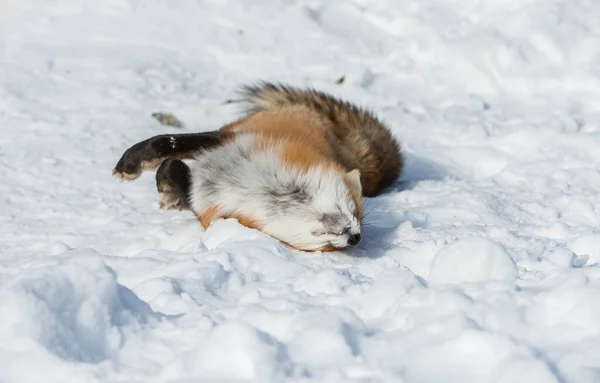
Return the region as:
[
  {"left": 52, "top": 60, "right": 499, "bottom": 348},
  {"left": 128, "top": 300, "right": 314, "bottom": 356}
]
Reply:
[
  {"left": 155, "top": 158, "right": 192, "bottom": 211},
  {"left": 113, "top": 131, "right": 232, "bottom": 181}
]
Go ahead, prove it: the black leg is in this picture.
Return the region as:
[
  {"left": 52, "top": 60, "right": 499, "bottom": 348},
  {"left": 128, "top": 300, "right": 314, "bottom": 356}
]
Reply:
[
  {"left": 156, "top": 158, "right": 192, "bottom": 211},
  {"left": 113, "top": 131, "right": 232, "bottom": 181}
]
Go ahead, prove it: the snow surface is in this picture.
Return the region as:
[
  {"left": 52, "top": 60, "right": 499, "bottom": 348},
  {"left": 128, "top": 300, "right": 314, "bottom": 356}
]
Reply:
[{"left": 2, "top": 0, "right": 600, "bottom": 382}]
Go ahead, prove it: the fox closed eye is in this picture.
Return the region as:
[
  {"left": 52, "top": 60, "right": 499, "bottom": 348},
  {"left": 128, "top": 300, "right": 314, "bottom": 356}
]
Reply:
[
  {"left": 336, "top": 225, "right": 351, "bottom": 235},
  {"left": 312, "top": 225, "right": 351, "bottom": 236}
]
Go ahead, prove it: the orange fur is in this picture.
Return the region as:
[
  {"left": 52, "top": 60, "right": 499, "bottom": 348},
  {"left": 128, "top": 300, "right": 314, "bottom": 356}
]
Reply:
[
  {"left": 197, "top": 204, "right": 221, "bottom": 228},
  {"left": 223, "top": 106, "right": 339, "bottom": 163},
  {"left": 230, "top": 213, "right": 261, "bottom": 231},
  {"left": 315, "top": 244, "right": 337, "bottom": 252},
  {"left": 224, "top": 106, "right": 353, "bottom": 182}
]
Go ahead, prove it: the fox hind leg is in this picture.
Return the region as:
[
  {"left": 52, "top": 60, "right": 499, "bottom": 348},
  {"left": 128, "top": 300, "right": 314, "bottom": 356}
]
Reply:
[
  {"left": 113, "top": 131, "right": 231, "bottom": 181},
  {"left": 156, "top": 158, "right": 192, "bottom": 211}
]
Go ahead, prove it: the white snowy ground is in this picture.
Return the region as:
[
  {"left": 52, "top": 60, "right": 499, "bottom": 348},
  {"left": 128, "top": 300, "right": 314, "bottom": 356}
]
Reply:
[{"left": 2, "top": 0, "right": 600, "bottom": 382}]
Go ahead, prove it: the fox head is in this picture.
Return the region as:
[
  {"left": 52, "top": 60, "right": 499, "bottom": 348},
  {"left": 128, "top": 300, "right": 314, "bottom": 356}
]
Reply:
[
  {"left": 189, "top": 136, "right": 364, "bottom": 252},
  {"left": 259, "top": 167, "right": 364, "bottom": 252}
]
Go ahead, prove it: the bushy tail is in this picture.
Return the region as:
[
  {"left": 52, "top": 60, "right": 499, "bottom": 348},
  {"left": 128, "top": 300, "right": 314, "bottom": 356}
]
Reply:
[{"left": 238, "top": 82, "right": 382, "bottom": 133}]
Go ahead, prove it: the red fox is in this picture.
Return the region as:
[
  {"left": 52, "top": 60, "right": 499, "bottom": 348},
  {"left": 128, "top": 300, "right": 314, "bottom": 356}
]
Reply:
[{"left": 113, "top": 82, "right": 403, "bottom": 251}]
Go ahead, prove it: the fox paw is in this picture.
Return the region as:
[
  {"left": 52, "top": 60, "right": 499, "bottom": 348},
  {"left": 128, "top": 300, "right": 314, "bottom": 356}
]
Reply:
[
  {"left": 157, "top": 183, "right": 189, "bottom": 211},
  {"left": 113, "top": 152, "right": 162, "bottom": 181},
  {"left": 112, "top": 167, "right": 140, "bottom": 181},
  {"left": 158, "top": 192, "right": 187, "bottom": 211}
]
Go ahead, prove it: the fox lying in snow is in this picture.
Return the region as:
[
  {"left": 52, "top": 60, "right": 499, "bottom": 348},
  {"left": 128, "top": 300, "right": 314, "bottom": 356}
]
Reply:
[{"left": 113, "top": 83, "right": 403, "bottom": 251}]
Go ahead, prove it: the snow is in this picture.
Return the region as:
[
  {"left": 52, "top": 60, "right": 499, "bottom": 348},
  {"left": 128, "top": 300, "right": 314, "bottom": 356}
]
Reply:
[
  {"left": 428, "top": 238, "right": 517, "bottom": 284},
  {"left": 2, "top": 0, "right": 600, "bottom": 382}
]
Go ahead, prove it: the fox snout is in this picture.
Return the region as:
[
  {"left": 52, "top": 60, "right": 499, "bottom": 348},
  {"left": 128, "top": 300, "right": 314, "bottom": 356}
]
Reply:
[{"left": 347, "top": 233, "right": 361, "bottom": 246}]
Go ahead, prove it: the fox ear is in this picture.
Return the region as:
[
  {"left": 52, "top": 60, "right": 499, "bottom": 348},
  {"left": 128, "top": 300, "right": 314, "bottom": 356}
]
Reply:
[{"left": 346, "top": 169, "right": 362, "bottom": 194}]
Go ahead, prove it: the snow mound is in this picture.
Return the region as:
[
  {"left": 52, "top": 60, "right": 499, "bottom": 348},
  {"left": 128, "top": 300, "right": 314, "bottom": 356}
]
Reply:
[
  {"left": 496, "top": 358, "right": 560, "bottom": 383},
  {"left": 171, "top": 321, "right": 291, "bottom": 381},
  {"left": 428, "top": 238, "right": 517, "bottom": 284},
  {"left": 569, "top": 234, "right": 600, "bottom": 266},
  {"left": 404, "top": 329, "right": 551, "bottom": 382},
  {"left": 0, "top": 253, "right": 154, "bottom": 379}
]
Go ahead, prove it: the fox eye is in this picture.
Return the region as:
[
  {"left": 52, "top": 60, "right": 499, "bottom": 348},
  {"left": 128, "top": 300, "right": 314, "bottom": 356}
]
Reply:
[
  {"left": 337, "top": 225, "right": 351, "bottom": 235},
  {"left": 313, "top": 225, "right": 350, "bottom": 236}
]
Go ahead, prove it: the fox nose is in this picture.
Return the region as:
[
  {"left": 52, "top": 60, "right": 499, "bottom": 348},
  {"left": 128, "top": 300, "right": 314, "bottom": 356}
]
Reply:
[{"left": 348, "top": 233, "right": 361, "bottom": 246}]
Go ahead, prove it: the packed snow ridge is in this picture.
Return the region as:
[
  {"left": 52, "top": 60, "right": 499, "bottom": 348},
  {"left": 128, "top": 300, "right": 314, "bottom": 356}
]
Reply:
[{"left": 2, "top": 0, "right": 600, "bottom": 382}]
